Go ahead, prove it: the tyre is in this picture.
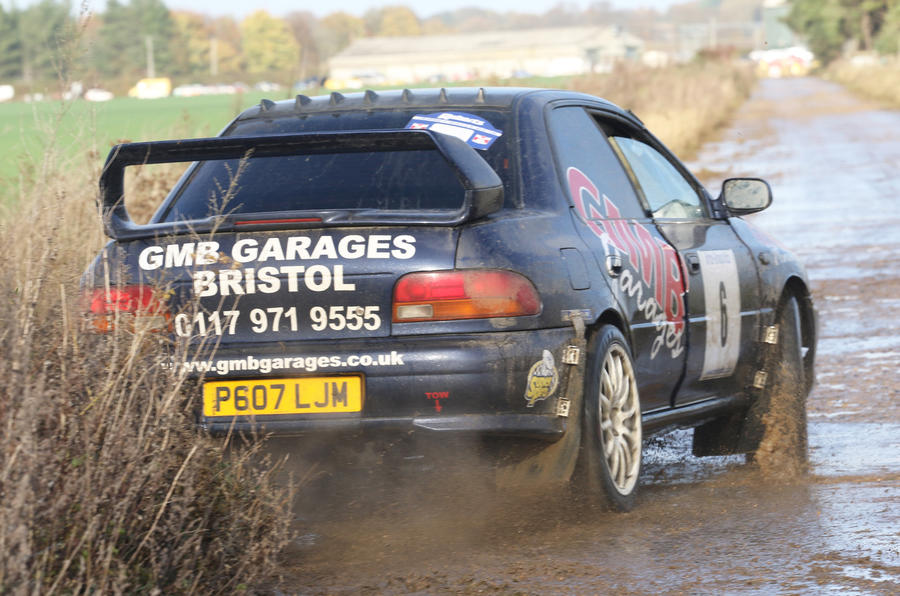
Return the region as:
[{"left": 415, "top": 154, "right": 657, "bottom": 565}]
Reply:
[
  {"left": 743, "top": 294, "right": 809, "bottom": 476},
  {"left": 578, "top": 325, "right": 642, "bottom": 511},
  {"left": 796, "top": 293, "right": 817, "bottom": 396}
]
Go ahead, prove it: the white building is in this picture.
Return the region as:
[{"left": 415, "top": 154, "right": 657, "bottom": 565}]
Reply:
[{"left": 328, "top": 27, "right": 644, "bottom": 86}]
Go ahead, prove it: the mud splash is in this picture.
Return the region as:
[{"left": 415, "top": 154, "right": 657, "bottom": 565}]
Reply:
[{"left": 755, "top": 361, "right": 808, "bottom": 480}]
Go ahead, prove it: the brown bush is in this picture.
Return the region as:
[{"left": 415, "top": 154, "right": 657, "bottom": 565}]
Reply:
[
  {"left": 569, "top": 59, "right": 756, "bottom": 157},
  {"left": 826, "top": 57, "right": 900, "bottom": 108},
  {"left": 125, "top": 162, "right": 192, "bottom": 225},
  {"left": 0, "top": 111, "right": 291, "bottom": 594}
]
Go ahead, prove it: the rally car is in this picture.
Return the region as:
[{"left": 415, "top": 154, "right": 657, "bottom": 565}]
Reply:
[{"left": 85, "top": 87, "right": 816, "bottom": 510}]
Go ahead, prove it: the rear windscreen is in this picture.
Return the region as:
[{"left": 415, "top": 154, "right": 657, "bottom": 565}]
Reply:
[{"left": 159, "top": 108, "right": 512, "bottom": 222}]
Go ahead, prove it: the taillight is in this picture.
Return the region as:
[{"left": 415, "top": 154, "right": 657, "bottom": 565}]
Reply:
[
  {"left": 393, "top": 270, "right": 541, "bottom": 322},
  {"left": 85, "top": 286, "right": 170, "bottom": 333}
]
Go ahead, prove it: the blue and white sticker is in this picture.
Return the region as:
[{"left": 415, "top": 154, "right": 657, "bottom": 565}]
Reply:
[{"left": 404, "top": 112, "right": 503, "bottom": 150}]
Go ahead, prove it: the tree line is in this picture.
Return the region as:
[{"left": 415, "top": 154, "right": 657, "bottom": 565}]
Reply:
[
  {"left": 786, "top": 0, "right": 900, "bottom": 63},
  {"left": 0, "top": 1, "right": 647, "bottom": 93},
  {"left": 0, "top": 0, "right": 313, "bottom": 91},
  {"left": 3, "top": 0, "right": 894, "bottom": 94},
  {"left": 2, "top": 0, "right": 754, "bottom": 93}
]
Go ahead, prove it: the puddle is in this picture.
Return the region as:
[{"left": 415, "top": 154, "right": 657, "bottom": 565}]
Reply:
[
  {"left": 809, "top": 422, "right": 900, "bottom": 477},
  {"left": 818, "top": 335, "right": 900, "bottom": 356}
]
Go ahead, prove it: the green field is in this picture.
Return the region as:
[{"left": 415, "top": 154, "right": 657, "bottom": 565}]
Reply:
[
  {"left": 0, "top": 77, "right": 578, "bottom": 193},
  {"left": 0, "top": 91, "right": 278, "bottom": 188}
]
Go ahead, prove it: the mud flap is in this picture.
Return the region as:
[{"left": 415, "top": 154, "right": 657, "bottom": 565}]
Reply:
[
  {"left": 495, "top": 315, "right": 587, "bottom": 489},
  {"left": 692, "top": 410, "right": 749, "bottom": 456}
]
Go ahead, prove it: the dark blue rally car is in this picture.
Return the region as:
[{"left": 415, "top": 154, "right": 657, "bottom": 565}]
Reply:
[{"left": 85, "top": 87, "right": 816, "bottom": 510}]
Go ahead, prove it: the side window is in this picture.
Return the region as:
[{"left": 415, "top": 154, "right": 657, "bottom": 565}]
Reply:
[
  {"left": 609, "top": 136, "right": 706, "bottom": 219},
  {"left": 548, "top": 107, "right": 646, "bottom": 220}
]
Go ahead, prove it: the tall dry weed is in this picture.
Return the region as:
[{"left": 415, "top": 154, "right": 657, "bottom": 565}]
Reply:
[
  {"left": 570, "top": 59, "right": 756, "bottom": 157},
  {"left": 0, "top": 102, "right": 291, "bottom": 594},
  {"left": 125, "top": 162, "right": 192, "bottom": 224},
  {"left": 826, "top": 57, "right": 900, "bottom": 108}
]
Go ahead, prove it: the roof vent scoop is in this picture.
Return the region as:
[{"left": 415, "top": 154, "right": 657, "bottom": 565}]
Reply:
[
  {"left": 438, "top": 88, "right": 449, "bottom": 103},
  {"left": 475, "top": 88, "right": 486, "bottom": 103},
  {"left": 401, "top": 88, "right": 413, "bottom": 103},
  {"left": 363, "top": 89, "right": 378, "bottom": 105},
  {"left": 329, "top": 92, "right": 345, "bottom": 105},
  {"left": 294, "top": 94, "right": 312, "bottom": 111},
  {"left": 259, "top": 98, "right": 276, "bottom": 112}
]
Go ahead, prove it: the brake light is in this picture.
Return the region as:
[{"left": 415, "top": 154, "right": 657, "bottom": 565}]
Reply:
[
  {"left": 393, "top": 270, "right": 541, "bottom": 322},
  {"left": 85, "top": 286, "right": 170, "bottom": 333}
]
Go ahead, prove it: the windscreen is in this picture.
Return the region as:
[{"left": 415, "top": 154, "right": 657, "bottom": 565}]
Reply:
[{"left": 159, "top": 108, "right": 512, "bottom": 222}]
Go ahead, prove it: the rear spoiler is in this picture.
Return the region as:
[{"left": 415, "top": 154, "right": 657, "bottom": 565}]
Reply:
[{"left": 99, "top": 130, "right": 504, "bottom": 240}]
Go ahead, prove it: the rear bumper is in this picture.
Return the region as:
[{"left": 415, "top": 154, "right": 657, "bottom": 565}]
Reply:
[
  {"left": 192, "top": 327, "right": 575, "bottom": 439},
  {"left": 202, "top": 413, "right": 566, "bottom": 438}
]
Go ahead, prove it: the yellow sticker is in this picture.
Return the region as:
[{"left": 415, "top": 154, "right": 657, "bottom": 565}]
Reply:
[{"left": 525, "top": 350, "right": 559, "bottom": 407}]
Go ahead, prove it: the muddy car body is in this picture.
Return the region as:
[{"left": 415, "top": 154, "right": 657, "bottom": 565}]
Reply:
[{"left": 85, "top": 87, "right": 816, "bottom": 509}]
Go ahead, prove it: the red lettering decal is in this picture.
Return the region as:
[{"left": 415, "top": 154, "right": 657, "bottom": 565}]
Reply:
[
  {"left": 567, "top": 166, "right": 688, "bottom": 347},
  {"left": 599, "top": 196, "right": 629, "bottom": 255},
  {"left": 602, "top": 193, "right": 638, "bottom": 265},
  {"left": 568, "top": 167, "right": 614, "bottom": 246},
  {"left": 425, "top": 391, "right": 450, "bottom": 413},
  {"left": 661, "top": 243, "right": 686, "bottom": 331},
  {"left": 602, "top": 195, "right": 622, "bottom": 220},
  {"left": 608, "top": 219, "right": 637, "bottom": 269},
  {"left": 632, "top": 224, "right": 661, "bottom": 291}
]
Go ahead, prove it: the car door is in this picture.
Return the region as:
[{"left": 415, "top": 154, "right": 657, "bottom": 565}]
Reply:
[
  {"left": 606, "top": 130, "right": 762, "bottom": 405},
  {"left": 547, "top": 105, "right": 687, "bottom": 412}
]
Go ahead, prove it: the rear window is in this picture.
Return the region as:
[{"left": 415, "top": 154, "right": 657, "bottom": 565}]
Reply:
[{"left": 159, "top": 109, "right": 512, "bottom": 222}]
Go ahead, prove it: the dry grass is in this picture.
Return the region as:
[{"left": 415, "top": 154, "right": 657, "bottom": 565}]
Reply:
[
  {"left": 825, "top": 57, "right": 900, "bottom": 109},
  {"left": 570, "top": 59, "right": 756, "bottom": 157},
  {"left": 0, "top": 105, "right": 291, "bottom": 594},
  {"left": 125, "top": 162, "right": 192, "bottom": 224}
]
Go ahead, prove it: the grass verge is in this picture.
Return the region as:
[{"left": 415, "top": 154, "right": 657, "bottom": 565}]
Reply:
[{"left": 825, "top": 57, "right": 900, "bottom": 109}]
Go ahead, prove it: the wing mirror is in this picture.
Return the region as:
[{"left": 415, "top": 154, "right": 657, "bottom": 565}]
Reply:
[{"left": 719, "top": 178, "right": 772, "bottom": 215}]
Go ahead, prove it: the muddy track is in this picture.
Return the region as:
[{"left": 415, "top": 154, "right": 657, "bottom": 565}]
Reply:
[{"left": 277, "top": 78, "right": 900, "bottom": 594}]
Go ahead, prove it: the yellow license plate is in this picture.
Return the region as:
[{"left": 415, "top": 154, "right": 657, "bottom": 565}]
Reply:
[{"left": 203, "top": 376, "right": 363, "bottom": 417}]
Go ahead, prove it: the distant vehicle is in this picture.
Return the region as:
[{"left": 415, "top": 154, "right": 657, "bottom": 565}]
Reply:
[
  {"left": 172, "top": 84, "right": 240, "bottom": 97},
  {"left": 172, "top": 84, "right": 207, "bottom": 97},
  {"left": 293, "top": 77, "right": 324, "bottom": 91},
  {"left": 324, "top": 77, "right": 365, "bottom": 90},
  {"left": 84, "top": 88, "right": 114, "bottom": 102},
  {"left": 750, "top": 47, "right": 815, "bottom": 78},
  {"left": 84, "top": 88, "right": 816, "bottom": 510},
  {"left": 254, "top": 81, "right": 282, "bottom": 92},
  {"left": 128, "top": 77, "right": 172, "bottom": 99}
]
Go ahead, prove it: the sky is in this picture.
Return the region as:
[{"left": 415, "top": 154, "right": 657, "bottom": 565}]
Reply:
[{"left": 5, "top": 0, "right": 685, "bottom": 20}]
